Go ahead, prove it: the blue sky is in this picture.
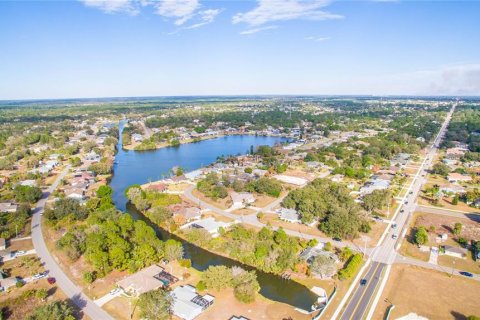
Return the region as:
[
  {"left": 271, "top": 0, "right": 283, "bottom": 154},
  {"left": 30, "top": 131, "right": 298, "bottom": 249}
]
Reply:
[{"left": 1, "top": 0, "right": 479, "bottom": 100}]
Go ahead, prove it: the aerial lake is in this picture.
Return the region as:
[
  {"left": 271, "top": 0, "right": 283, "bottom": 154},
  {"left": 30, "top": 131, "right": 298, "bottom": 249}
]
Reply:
[
  {"left": 111, "top": 122, "right": 318, "bottom": 311},
  {"left": 111, "top": 121, "right": 289, "bottom": 210}
]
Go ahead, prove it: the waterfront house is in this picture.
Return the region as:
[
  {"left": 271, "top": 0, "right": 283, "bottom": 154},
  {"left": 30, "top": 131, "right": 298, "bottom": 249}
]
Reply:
[
  {"left": 117, "top": 265, "right": 168, "bottom": 296},
  {"left": 171, "top": 285, "right": 215, "bottom": 320},
  {"left": 181, "top": 217, "right": 235, "bottom": 237}
]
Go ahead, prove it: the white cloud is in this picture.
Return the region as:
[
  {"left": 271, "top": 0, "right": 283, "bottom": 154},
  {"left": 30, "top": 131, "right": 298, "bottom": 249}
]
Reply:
[
  {"left": 233, "top": 0, "right": 343, "bottom": 26},
  {"left": 81, "top": 0, "right": 140, "bottom": 15},
  {"left": 184, "top": 9, "right": 221, "bottom": 29},
  {"left": 240, "top": 25, "right": 278, "bottom": 35},
  {"left": 306, "top": 36, "right": 330, "bottom": 42},
  {"left": 155, "top": 0, "right": 199, "bottom": 25},
  {"left": 321, "top": 63, "right": 480, "bottom": 96}
]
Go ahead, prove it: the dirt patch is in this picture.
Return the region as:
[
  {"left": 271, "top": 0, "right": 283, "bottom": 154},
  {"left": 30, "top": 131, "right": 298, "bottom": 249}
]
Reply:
[
  {"left": 373, "top": 264, "right": 480, "bottom": 320},
  {"left": 253, "top": 194, "right": 278, "bottom": 208},
  {"left": 0, "top": 280, "right": 89, "bottom": 320},
  {"left": 232, "top": 208, "right": 257, "bottom": 216},
  {"left": 414, "top": 212, "right": 480, "bottom": 242},
  {"left": 7, "top": 239, "right": 34, "bottom": 252},
  {"left": 192, "top": 189, "right": 232, "bottom": 210}
]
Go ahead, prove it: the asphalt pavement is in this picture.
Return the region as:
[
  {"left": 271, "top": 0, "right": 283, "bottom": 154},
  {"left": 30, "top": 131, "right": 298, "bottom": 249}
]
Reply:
[{"left": 31, "top": 165, "right": 114, "bottom": 320}]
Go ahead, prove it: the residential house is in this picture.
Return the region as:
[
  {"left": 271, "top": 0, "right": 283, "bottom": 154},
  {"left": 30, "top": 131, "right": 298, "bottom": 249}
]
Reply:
[
  {"left": 0, "top": 203, "right": 17, "bottom": 213},
  {"left": 64, "top": 187, "right": 85, "bottom": 200},
  {"left": 277, "top": 208, "right": 301, "bottom": 224},
  {"left": 447, "top": 173, "right": 472, "bottom": 183},
  {"left": 274, "top": 174, "right": 308, "bottom": 186},
  {"left": 147, "top": 183, "right": 168, "bottom": 193},
  {"left": 131, "top": 133, "right": 143, "bottom": 143},
  {"left": 181, "top": 217, "right": 235, "bottom": 237},
  {"left": 175, "top": 207, "right": 202, "bottom": 221},
  {"left": 230, "top": 192, "right": 255, "bottom": 208},
  {"left": 19, "top": 180, "right": 37, "bottom": 187},
  {"left": 445, "top": 147, "right": 466, "bottom": 160},
  {"left": 443, "top": 245, "right": 467, "bottom": 259},
  {"left": 117, "top": 265, "right": 174, "bottom": 296},
  {"left": 84, "top": 151, "right": 101, "bottom": 162},
  {"left": 171, "top": 285, "right": 215, "bottom": 320},
  {"left": 390, "top": 153, "right": 410, "bottom": 167}
]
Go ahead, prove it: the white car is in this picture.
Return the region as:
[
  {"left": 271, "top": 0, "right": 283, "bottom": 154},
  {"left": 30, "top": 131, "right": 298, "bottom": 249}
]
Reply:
[
  {"left": 109, "top": 288, "right": 122, "bottom": 296},
  {"left": 33, "top": 272, "right": 48, "bottom": 280},
  {"left": 16, "top": 250, "right": 27, "bottom": 256}
]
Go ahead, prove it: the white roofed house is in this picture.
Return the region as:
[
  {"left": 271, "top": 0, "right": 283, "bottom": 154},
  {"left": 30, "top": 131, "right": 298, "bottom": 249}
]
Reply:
[
  {"left": 64, "top": 187, "right": 85, "bottom": 201},
  {"left": 171, "top": 285, "right": 215, "bottom": 320},
  {"left": 447, "top": 173, "right": 472, "bottom": 184},
  {"left": 19, "top": 180, "right": 37, "bottom": 187},
  {"left": 175, "top": 207, "right": 202, "bottom": 222},
  {"left": 131, "top": 133, "right": 144, "bottom": 142},
  {"left": 0, "top": 203, "right": 17, "bottom": 213},
  {"left": 277, "top": 208, "right": 301, "bottom": 224},
  {"left": 230, "top": 191, "right": 255, "bottom": 209},
  {"left": 84, "top": 151, "right": 101, "bottom": 162},
  {"left": 180, "top": 217, "right": 236, "bottom": 238}
]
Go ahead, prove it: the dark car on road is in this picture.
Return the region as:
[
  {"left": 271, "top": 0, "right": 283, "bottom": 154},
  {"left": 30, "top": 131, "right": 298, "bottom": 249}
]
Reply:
[
  {"left": 459, "top": 271, "right": 473, "bottom": 278},
  {"left": 47, "top": 277, "right": 56, "bottom": 284},
  {"left": 360, "top": 279, "right": 367, "bottom": 286}
]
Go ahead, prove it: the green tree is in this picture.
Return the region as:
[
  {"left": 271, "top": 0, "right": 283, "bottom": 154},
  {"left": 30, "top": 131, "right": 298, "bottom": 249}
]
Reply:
[
  {"left": 138, "top": 288, "right": 173, "bottom": 320},
  {"left": 83, "top": 271, "right": 96, "bottom": 284},
  {"left": 96, "top": 185, "right": 113, "bottom": 199},
  {"left": 310, "top": 254, "right": 337, "bottom": 279},
  {"left": 431, "top": 162, "right": 451, "bottom": 176},
  {"left": 414, "top": 226, "right": 429, "bottom": 245},
  {"left": 201, "top": 265, "right": 233, "bottom": 291},
  {"left": 453, "top": 222, "right": 463, "bottom": 235},
  {"left": 164, "top": 239, "right": 183, "bottom": 261},
  {"left": 26, "top": 300, "right": 75, "bottom": 320},
  {"left": 14, "top": 185, "right": 42, "bottom": 203}
]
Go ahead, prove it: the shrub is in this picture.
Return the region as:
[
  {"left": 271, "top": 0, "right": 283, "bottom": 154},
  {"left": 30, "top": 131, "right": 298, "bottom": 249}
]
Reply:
[
  {"left": 196, "top": 280, "right": 206, "bottom": 292},
  {"left": 338, "top": 253, "right": 362, "bottom": 280},
  {"left": 83, "top": 271, "right": 96, "bottom": 284},
  {"left": 179, "top": 259, "right": 192, "bottom": 268}
]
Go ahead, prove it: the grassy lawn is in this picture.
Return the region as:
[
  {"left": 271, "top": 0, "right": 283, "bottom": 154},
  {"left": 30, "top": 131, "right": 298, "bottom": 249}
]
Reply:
[
  {"left": 373, "top": 264, "right": 480, "bottom": 320},
  {"left": 399, "top": 240, "right": 429, "bottom": 262},
  {"left": 438, "top": 254, "right": 480, "bottom": 274}
]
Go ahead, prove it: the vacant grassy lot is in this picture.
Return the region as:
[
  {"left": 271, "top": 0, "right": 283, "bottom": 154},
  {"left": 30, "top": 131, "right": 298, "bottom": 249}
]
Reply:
[{"left": 373, "top": 264, "right": 480, "bottom": 320}]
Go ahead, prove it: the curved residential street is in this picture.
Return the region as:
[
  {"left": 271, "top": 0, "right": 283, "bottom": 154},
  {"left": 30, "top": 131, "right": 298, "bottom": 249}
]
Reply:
[
  {"left": 184, "top": 185, "right": 350, "bottom": 249},
  {"left": 31, "top": 165, "right": 114, "bottom": 320}
]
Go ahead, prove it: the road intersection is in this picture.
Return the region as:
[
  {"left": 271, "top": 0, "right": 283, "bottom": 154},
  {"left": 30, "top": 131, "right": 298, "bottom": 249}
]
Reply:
[{"left": 336, "top": 103, "right": 456, "bottom": 320}]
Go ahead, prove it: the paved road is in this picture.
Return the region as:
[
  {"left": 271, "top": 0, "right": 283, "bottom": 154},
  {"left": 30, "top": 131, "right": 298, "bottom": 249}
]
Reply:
[
  {"left": 338, "top": 104, "right": 456, "bottom": 320},
  {"left": 395, "top": 254, "right": 480, "bottom": 282},
  {"left": 31, "top": 165, "right": 114, "bottom": 320},
  {"left": 339, "top": 262, "right": 386, "bottom": 320},
  {"left": 416, "top": 204, "right": 480, "bottom": 222},
  {"left": 183, "top": 185, "right": 350, "bottom": 248}
]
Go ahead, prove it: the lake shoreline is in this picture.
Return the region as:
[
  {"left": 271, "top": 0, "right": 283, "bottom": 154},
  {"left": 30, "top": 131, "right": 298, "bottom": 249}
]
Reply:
[{"left": 122, "top": 131, "right": 291, "bottom": 151}]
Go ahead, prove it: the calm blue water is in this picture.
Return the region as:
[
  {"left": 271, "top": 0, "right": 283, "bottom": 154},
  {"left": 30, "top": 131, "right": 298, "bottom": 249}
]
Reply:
[
  {"left": 111, "top": 122, "right": 288, "bottom": 210},
  {"left": 110, "top": 122, "right": 318, "bottom": 311}
]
